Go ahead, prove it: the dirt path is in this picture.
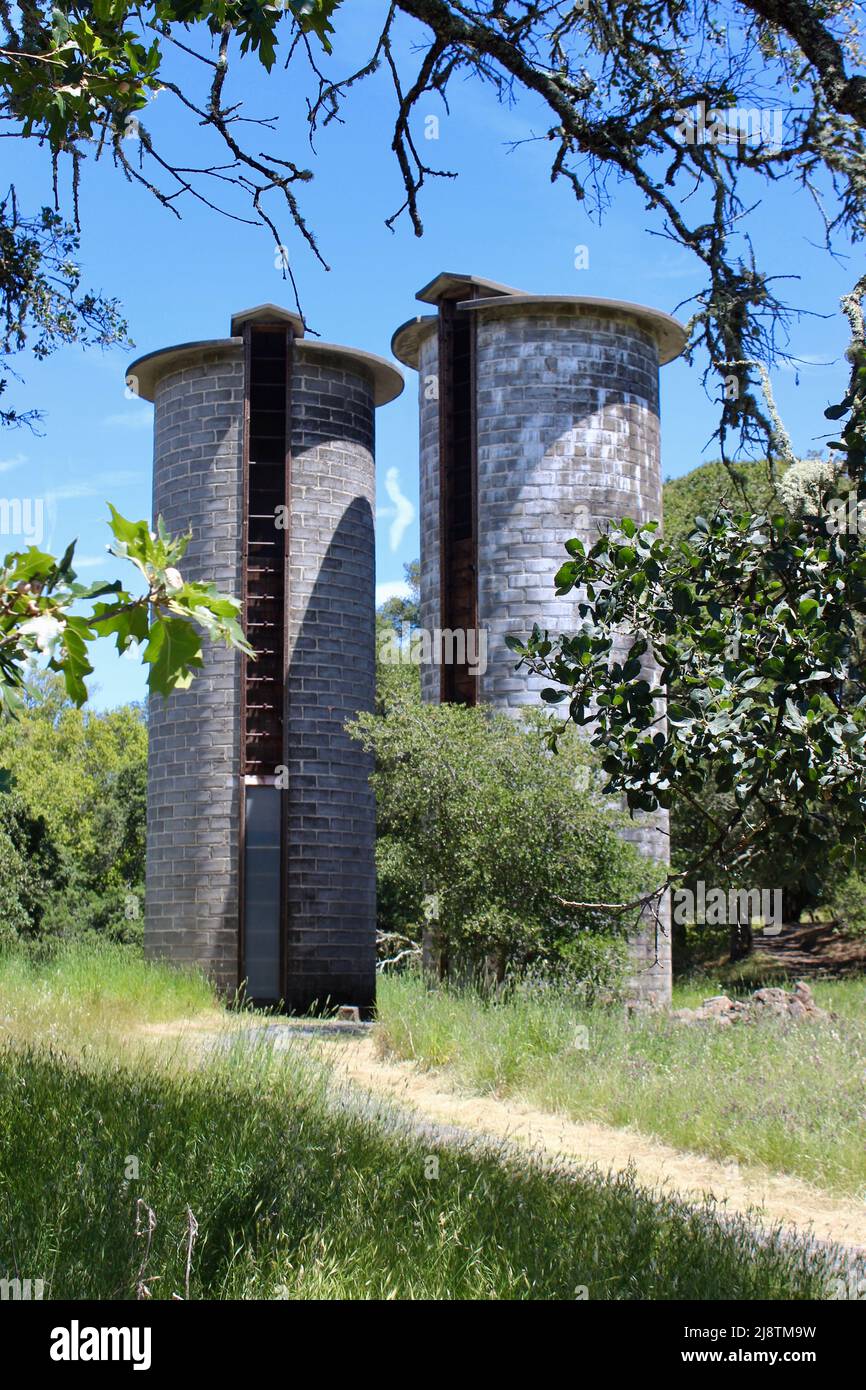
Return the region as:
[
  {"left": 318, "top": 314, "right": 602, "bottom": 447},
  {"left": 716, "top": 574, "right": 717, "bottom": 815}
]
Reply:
[
  {"left": 755, "top": 922, "right": 866, "bottom": 979},
  {"left": 140, "top": 1015, "right": 866, "bottom": 1255},
  {"left": 324, "top": 1033, "right": 866, "bottom": 1253}
]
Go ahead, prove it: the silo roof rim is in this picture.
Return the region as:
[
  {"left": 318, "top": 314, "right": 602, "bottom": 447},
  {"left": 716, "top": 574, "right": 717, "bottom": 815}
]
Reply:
[
  {"left": 296, "top": 339, "right": 404, "bottom": 406},
  {"left": 456, "top": 293, "right": 687, "bottom": 364},
  {"left": 126, "top": 338, "right": 238, "bottom": 402},
  {"left": 390, "top": 296, "right": 686, "bottom": 370},
  {"left": 127, "top": 336, "right": 404, "bottom": 406},
  {"left": 389, "top": 313, "right": 437, "bottom": 370}
]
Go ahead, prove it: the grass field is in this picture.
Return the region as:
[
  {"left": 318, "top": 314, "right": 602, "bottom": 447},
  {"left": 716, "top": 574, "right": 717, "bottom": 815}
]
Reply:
[
  {"left": 376, "top": 972, "right": 866, "bottom": 1198},
  {"left": 0, "top": 938, "right": 217, "bottom": 1049},
  {"left": 0, "top": 941, "right": 845, "bottom": 1300}
]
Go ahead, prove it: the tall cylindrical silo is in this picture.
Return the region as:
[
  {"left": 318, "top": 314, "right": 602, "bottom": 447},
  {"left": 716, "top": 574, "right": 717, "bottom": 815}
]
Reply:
[
  {"left": 129, "top": 305, "right": 403, "bottom": 1013},
  {"left": 391, "top": 273, "right": 686, "bottom": 1004}
]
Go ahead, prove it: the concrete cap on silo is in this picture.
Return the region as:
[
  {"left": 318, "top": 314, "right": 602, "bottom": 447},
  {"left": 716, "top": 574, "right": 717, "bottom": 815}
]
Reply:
[
  {"left": 391, "top": 272, "right": 519, "bottom": 369},
  {"left": 128, "top": 306, "right": 404, "bottom": 407},
  {"left": 230, "top": 303, "right": 306, "bottom": 337},
  {"left": 415, "top": 271, "right": 525, "bottom": 304},
  {"left": 391, "top": 271, "right": 687, "bottom": 368}
]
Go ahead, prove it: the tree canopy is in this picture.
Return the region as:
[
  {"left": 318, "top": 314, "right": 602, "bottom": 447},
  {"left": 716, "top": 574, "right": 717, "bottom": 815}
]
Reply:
[
  {"left": 0, "top": 671, "right": 147, "bottom": 942},
  {"left": 2, "top": 1, "right": 864, "bottom": 454}
]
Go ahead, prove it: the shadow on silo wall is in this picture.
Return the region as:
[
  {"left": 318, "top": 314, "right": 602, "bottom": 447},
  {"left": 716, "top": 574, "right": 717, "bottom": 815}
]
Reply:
[{"left": 283, "top": 493, "right": 377, "bottom": 1015}]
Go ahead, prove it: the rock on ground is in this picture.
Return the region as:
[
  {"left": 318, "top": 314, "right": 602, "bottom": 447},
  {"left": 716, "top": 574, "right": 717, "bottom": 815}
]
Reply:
[{"left": 669, "top": 981, "right": 830, "bottom": 1027}]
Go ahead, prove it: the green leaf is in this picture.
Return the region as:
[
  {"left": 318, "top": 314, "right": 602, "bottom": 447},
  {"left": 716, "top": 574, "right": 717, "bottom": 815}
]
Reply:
[
  {"left": 554, "top": 561, "right": 578, "bottom": 591},
  {"left": 107, "top": 503, "right": 150, "bottom": 548},
  {"left": 54, "top": 621, "right": 94, "bottom": 705},
  {"left": 92, "top": 601, "right": 150, "bottom": 652},
  {"left": 672, "top": 583, "right": 694, "bottom": 615},
  {"left": 143, "top": 615, "right": 204, "bottom": 696}
]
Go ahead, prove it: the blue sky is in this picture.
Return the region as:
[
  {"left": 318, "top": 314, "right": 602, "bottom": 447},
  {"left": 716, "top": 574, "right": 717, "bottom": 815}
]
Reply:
[{"left": 1, "top": 2, "right": 856, "bottom": 708}]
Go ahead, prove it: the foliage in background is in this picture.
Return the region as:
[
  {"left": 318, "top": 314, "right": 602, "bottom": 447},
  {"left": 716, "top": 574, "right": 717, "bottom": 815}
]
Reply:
[
  {"left": 662, "top": 459, "right": 787, "bottom": 550},
  {"left": 0, "top": 673, "right": 146, "bottom": 943},
  {"left": 349, "top": 697, "right": 655, "bottom": 982},
  {"left": 661, "top": 459, "right": 846, "bottom": 925},
  {"left": 0, "top": 672, "right": 144, "bottom": 858},
  {"left": 376, "top": 559, "right": 421, "bottom": 714},
  {"left": 0, "top": 792, "right": 60, "bottom": 943},
  {"left": 377, "top": 560, "right": 420, "bottom": 633},
  {"left": 830, "top": 868, "right": 866, "bottom": 940}
]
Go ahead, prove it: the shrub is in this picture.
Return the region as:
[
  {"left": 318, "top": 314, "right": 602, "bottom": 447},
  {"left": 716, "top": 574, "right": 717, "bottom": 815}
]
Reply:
[
  {"left": 662, "top": 457, "right": 786, "bottom": 548},
  {"left": 777, "top": 458, "right": 839, "bottom": 516},
  {"left": 830, "top": 868, "right": 866, "bottom": 938},
  {"left": 0, "top": 675, "right": 146, "bottom": 944},
  {"left": 0, "top": 824, "right": 31, "bottom": 943},
  {"left": 39, "top": 883, "right": 145, "bottom": 947},
  {"left": 663, "top": 458, "right": 842, "bottom": 927},
  {"left": 349, "top": 699, "right": 657, "bottom": 985},
  {"left": 375, "top": 834, "right": 424, "bottom": 943},
  {"left": 0, "top": 793, "right": 62, "bottom": 940}
]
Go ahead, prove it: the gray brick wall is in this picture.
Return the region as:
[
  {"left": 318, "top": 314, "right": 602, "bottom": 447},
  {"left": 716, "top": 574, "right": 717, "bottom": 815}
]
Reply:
[
  {"left": 417, "top": 303, "right": 672, "bottom": 1003},
  {"left": 145, "top": 343, "right": 378, "bottom": 1010},
  {"left": 286, "top": 350, "right": 377, "bottom": 1011},
  {"left": 146, "top": 347, "right": 245, "bottom": 992}
]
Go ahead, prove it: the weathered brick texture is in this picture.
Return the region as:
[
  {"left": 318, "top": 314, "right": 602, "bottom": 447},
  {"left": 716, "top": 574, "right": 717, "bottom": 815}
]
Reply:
[
  {"left": 147, "top": 347, "right": 244, "bottom": 992},
  {"left": 416, "top": 302, "right": 672, "bottom": 1003},
  {"left": 145, "top": 342, "right": 378, "bottom": 1009},
  {"left": 285, "top": 350, "right": 377, "bottom": 1012}
]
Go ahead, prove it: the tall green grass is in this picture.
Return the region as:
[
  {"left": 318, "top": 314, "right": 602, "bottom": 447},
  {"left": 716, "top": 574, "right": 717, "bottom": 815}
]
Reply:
[
  {"left": 0, "top": 1040, "right": 840, "bottom": 1300},
  {"left": 376, "top": 973, "right": 866, "bottom": 1197},
  {"left": 0, "top": 938, "right": 217, "bottom": 1050}
]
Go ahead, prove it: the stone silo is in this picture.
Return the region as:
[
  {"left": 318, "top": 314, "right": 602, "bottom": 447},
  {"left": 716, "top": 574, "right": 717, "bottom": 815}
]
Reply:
[
  {"left": 129, "top": 305, "right": 403, "bottom": 1013},
  {"left": 391, "top": 273, "right": 686, "bottom": 1003}
]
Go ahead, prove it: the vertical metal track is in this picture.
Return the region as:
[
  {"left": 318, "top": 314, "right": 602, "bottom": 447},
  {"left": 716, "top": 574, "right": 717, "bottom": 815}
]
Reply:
[
  {"left": 437, "top": 291, "right": 479, "bottom": 706},
  {"left": 280, "top": 329, "right": 293, "bottom": 1004},
  {"left": 237, "top": 325, "right": 252, "bottom": 994},
  {"left": 239, "top": 324, "right": 291, "bottom": 1005}
]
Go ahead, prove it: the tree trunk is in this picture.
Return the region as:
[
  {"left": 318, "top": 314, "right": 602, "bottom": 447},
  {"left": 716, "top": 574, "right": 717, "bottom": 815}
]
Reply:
[{"left": 729, "top": 921, "right": 754, "bottom": 963}]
